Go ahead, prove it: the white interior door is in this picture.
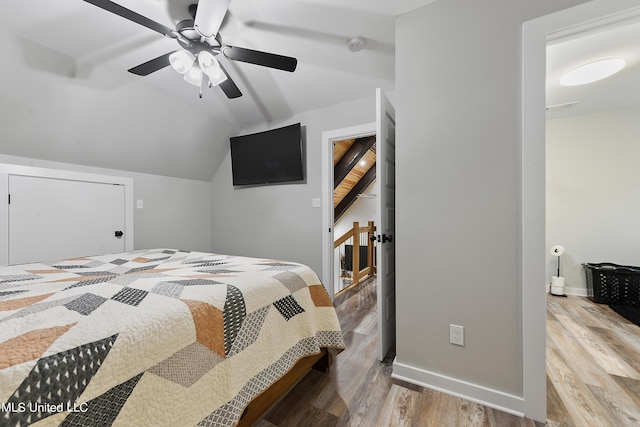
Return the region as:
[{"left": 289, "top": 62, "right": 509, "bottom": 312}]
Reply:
[
  {"left": 9, "top": 175, "right": 126, "bottom": 264},
  {"left": 376, "top": 88, "right": 396, "bottom": 361}
]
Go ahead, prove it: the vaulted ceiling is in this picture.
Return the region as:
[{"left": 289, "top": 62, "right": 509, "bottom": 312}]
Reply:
[
  {"left": 5, "top": 0, "right": 637, "bottom": 129},
  {"left": 333, "top": 136, "right": 376, "bottom": 221},
  {"left": 1, "top": 0, "right": 431, "bottom": 130},
  {"left": 0, "top": 0, "right": 436, "bottom": 181},
  {"left": 2, "top": 1, "right": 638, "bottom": 182}
]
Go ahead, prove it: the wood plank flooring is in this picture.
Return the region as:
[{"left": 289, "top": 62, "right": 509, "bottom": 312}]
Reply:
[
  {"left": 255, "top": 278, "right": 541, "bottom": 426},
  {"left": 255, "top": 283, "right": 640, "bottom": 426},
  {"left": 546, "top": 294, "right": 640, "bottom": 427}
]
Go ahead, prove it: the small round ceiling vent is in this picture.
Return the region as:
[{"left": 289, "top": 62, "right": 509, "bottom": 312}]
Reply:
[{"left": 347, "top": 37, "right": 366, "bottom": 52}]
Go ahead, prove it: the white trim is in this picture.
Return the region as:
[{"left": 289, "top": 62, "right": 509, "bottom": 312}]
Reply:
[
  {"left": 392, "top": 361, "right": 524, "bottom": 417},
  {"left": 546, "top": 287, "right": 589, "bottom": 297},
  {"left": 564, "top": 287, "right": 589, "bottom": 297},
  {"left": 522, "top": 0, "right": 640, "bottom": 421},
  {"left": 0, "top": 163, "right": 134, "bottom": 265},
  {"left": 321, "top": 122, "right": 376, "bottom": 298}
]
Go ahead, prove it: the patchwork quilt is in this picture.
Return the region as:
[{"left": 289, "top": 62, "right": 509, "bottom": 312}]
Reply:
[{"left": 0, "top": 249, "right": 344, "bottom": 427}]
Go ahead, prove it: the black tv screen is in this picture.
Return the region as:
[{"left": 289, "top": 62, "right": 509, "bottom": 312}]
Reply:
[{"left": 230, "top": 123, "right": 304, "bottom": 186}]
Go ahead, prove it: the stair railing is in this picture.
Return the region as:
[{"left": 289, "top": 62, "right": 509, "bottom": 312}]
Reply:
[{"left": 334, "top": 221, "right": 376, "bottom": 294}]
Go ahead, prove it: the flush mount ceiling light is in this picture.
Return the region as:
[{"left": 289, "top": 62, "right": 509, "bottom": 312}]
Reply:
[{"left": 560, "top": 58, "right": 626, "bottom": 86}]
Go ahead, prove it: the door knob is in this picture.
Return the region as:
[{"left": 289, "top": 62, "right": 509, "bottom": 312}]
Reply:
[
  {"left": 115, "top": 231, "right": 124, "bottom": 238},
  {"left": 382, "top": 234, "right": 393, "bottom": 243}
]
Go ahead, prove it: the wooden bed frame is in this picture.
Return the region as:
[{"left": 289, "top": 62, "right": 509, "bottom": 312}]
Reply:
[{"left": 236, "top": 348, "right": 333, "bottom": 426}]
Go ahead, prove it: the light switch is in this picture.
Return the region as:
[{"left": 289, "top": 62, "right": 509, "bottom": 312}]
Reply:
[
  {"left": 312, "top": 198, "right": 321, "bottom": 208},
  {"left": 136, "top": 199, "right": 144, "bottom": 209}
]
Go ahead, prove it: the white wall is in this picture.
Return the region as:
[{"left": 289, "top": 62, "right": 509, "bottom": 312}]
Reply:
[
  {"left": 546, "top": 109, "right": 640, "bottom": 294},
  {"left": 394, "top": 0, "right": 589, "bottom": 417},
  {"left": 210, "top": 95, "right": 377, "bottom": 276},
  {"left": 0, "top": 154, "right": 212, "bottom": 253}
]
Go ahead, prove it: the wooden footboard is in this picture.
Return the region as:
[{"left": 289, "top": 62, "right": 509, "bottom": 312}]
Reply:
[{"left": 236, "top": 348, "right": 333, "bottom": 426}]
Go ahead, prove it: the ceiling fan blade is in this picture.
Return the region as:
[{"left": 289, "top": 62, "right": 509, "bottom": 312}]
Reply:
[
  {"left": 83, "top": 0, "right": 177, "bottom": 39},
  {"left": 216, "top": 62, "right": 242, "bottom": 99},
  {"left": 222, "top": 46, "right": 297, "bottom": 72},
  {"left": 128, "top": 52, "right": 175, "bottom": 76},
  {"left": 194, "top": 0, "right": 230, "bottom": 37}
]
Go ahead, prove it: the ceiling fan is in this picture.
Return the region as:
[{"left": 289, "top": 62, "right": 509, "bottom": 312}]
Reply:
[{"left": 83, "top": 0, "right": 298, "bottom": 99}]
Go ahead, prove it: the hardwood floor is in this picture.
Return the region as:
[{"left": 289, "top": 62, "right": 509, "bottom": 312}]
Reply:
[
  {"left": 256, "top": 283, "right": 640, "bottom": 426},
  {"left": 255, "top": 278, "right": 540, "bottom": 426},
  {"left": 546, "top": 294, "right": 640, "bottom": 426}
]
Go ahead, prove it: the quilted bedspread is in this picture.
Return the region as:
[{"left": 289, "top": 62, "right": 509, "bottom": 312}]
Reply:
[{"left": 0, "top": 249, "right": 344, "bottom": 427}]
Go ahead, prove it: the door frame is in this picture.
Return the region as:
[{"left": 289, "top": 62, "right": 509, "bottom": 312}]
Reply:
[
  {"left": 0, "top": 163, "right": 134, "bottom": 265},
  {"left": 521, "top": 0, "right": 640, "bottom": 420},
  {"left": 321, "top": 122, "right": 376, "bottom": 298}
]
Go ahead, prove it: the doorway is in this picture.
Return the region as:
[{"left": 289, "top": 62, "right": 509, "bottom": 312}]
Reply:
[
  {"left": 332, "top": 135, "right": 377, "bottom": 295},
  {"left": 522, "top": 0, "right": 640, "bottom": 421},
  {"left": 322, "top": 90, "right": 396, "bottom": 362},
  {"left": 322, "top": 122, "right": 377, "bottom": 296}
]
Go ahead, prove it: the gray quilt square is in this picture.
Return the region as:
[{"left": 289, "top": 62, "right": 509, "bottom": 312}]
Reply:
[
  {"left": 175, "top": 279, "right": 223, "bottom": 286},
  {"left": 111, "top": 287, "right": 148, "bottom": 307},
  {"left": 273, "top": 271, "right": 307, "bottom": 293},
  {"left": 64, "top": 293, "right": 108, "bottom": 315},
  {"left": 150, "top": 282, "right": 184, "bottom": 298},
  {"left": 273, "top": 295, "right": 305, "bottom": 321}
]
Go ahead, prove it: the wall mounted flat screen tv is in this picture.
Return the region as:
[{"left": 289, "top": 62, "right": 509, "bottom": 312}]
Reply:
[{"left": 230, "top": 123, "right": 304, "bottom": 186}]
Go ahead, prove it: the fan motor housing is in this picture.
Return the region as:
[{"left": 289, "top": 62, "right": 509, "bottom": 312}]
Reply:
[{"left": 175, "top": 19, "right": 221, "bottom": 52}]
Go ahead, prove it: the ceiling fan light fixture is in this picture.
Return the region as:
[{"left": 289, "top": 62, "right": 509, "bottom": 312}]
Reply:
[
  {"left": 207, "top": 66, "right": 228, "bottom": 86},
  {"left": 198, "top": 51, "right": 228, "bottom": 86},
  {"left": 83, "top": 0, "right": 298, "bottom": 99},
  {"left": 183, "top": 64, "right": 203, "bottom": 87},
  {"left": 560, "top": 58, "right": 626, "bottom": 86},
  {"left": 169, "top": 50, "right": 196, "bottom": 74}
]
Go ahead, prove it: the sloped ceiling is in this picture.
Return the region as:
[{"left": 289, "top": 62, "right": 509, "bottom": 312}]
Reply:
[
  {"left": 333, "top": 137, "right": 376, "bottom": 221},
  {"left": 2, "top": 1, "right": 636, "bottom": 181},
  {"left": 0, "top": 0, "right": 435, "bottom": 181}
]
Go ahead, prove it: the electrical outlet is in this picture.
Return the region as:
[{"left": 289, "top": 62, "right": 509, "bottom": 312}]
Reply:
[{"left": 450, "top": 324, "right": 464, "bottom": 346}]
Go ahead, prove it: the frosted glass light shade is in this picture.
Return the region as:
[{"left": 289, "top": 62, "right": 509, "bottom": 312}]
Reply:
[
  {"left": 560, "top": 59, "right": 625, "bottom": 86},
  {"left": 183, "top": 65, "right": 203, "bottom": 87},
  {"left": 169, "top": 50, "right": 196, "bottom": 74},
  {"left": 198, "top": 51, "right": 227, "bottom": 86}
]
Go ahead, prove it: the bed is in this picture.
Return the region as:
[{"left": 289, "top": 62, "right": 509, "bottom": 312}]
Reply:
[{"left": 0, "top": 249, "right": 344, "bottom": 426}]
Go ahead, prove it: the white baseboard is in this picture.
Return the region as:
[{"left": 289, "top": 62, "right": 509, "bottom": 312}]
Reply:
[
  {"left": 545, "top": 286, "right": 588, "bottom": 297},
  {"left": 564, "top": 287, "right": 588, "bottom": 297},
  {"left": 392, "top": 361, "right": 524, "bottom": 417}
]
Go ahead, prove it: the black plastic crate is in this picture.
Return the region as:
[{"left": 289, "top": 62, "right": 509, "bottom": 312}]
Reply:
[{"left": 583, "top": 263, "right": 640, "bottom": 306}]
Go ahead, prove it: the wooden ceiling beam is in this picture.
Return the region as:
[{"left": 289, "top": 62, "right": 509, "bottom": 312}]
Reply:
[
  {"left": 335, "top": 163, "right": 376, "bottom": 222},
  {"left": 334, "top": 136, "right": 376, "bottom": 189}
]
